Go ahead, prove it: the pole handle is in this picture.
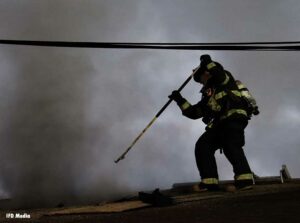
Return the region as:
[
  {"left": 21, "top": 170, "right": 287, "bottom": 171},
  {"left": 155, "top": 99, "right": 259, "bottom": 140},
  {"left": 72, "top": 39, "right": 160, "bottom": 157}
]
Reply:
[
  {"left": 114, "top": 117, "right": 157, "bottom": 163},
  {"left": 114, "top": 65, "right": 201, "bottom": 163},
  {"left": 156, "top": 65, "right": 200, "bottom": 117}
]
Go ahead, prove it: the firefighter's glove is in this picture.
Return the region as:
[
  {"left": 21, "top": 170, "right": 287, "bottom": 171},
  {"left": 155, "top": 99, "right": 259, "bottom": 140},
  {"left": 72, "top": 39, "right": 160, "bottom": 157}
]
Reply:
[
  {"left": 168, "top": 90, "right": 185, "bottom": 105},
  {"left": 202, "top": 116, "right": 212, "bottom": 124},
  {"left": 253, "top": 106, "right": 260, "bottom": 115}
]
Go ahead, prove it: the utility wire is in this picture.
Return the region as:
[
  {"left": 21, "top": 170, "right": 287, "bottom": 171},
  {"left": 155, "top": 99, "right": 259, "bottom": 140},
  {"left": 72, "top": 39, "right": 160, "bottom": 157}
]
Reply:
[{"left": 1, "top": 39, "right": 300, "bottom": 51}]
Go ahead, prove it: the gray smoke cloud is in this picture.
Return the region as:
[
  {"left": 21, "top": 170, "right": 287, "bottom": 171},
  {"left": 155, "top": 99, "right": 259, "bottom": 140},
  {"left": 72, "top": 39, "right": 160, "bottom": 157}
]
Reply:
[{"left": 0, "top": 0, "right": 300, "bottom": 208}]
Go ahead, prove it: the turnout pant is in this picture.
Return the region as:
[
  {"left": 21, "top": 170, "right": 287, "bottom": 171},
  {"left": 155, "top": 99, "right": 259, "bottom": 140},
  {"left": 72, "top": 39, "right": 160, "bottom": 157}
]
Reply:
[{"left": 195, "top": 118, "right": 252, "bottom": 181}]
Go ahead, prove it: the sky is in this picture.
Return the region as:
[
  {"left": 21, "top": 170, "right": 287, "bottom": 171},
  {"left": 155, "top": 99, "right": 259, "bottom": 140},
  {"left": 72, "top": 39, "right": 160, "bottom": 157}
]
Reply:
[{"left": 0, "top": 0, "right": 300, "bottom": 208}]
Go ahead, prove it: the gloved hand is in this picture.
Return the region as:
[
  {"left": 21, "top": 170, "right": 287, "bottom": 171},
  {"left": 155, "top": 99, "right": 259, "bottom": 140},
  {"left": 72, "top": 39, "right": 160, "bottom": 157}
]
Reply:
[{"left": 168, "top": 90, "right": 184, "bottom": 104}]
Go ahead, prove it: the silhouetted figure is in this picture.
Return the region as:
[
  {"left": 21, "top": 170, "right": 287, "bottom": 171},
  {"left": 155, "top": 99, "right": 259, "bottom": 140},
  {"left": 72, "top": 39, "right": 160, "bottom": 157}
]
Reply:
[{"left": 169, "top": 55, "right": 258, "bottom": 191}]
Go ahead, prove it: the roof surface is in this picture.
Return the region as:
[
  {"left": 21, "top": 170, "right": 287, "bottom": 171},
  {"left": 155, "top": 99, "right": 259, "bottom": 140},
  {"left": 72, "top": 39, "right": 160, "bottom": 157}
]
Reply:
[{"left": 1, "top": 180, "right": 300, "bottom": 223}]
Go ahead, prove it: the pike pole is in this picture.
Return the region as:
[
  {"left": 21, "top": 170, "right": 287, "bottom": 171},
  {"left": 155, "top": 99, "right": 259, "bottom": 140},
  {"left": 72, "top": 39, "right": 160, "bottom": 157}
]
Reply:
[{"left": 114, "top": 65, "right": 201, "bottom": 163}]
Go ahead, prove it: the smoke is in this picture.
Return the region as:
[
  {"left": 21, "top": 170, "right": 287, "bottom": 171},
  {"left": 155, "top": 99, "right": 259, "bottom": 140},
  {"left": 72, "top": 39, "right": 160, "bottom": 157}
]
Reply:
[
  {"left": 0, "top": 0, "right": 300, "bottom": 209},
  {"left": 0, "top": 0, "right": 154, "bottom": 209},
  {"left": 0, "top": 47, "right": 95, "bottom": 207}
]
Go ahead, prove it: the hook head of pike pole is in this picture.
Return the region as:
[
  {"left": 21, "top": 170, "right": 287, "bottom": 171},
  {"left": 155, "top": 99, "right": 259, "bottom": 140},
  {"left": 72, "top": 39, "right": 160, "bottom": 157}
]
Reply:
[{"left": 114, "top": 154, "right": 125, "bottom": 163}]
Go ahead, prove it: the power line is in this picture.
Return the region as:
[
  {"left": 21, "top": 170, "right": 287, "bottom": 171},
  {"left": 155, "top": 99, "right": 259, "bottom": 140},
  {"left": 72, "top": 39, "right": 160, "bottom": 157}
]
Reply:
[{"left": 1, "top": 39, "right": 300, "bottom": 51}]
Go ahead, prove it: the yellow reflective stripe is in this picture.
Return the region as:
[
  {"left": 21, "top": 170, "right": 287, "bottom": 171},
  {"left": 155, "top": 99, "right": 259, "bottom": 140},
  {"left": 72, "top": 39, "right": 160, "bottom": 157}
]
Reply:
[
  {"left": 180, "top": 101, "right": 191, "bottom": 110},
  {"left": 207, "top": 122, "right": 214, "bottom": 128},
  {"left": 215, "top": 90, "right": 242, "bottom": 100},
  {"left": 220, "top": 109, "right": 248, "bottom": 120},
  {"left": 226, "top": 109, "right": 247, "bottom": 118},
  {"left": 202, "top": 178, "right": 219, "bottom": 184},
  {"left": 236, "top": 173, "right": 253, "bottom": 181},
  {"left": 237, "top": 83, "right": 246, "bottom": 89},
  {"left": 240, "top": 90, "right": 251, "bottom": 98},
  {"left": 221, "top": 73, "right": 230, "bottom": 85},
  {"left": 208, "top": 97, "right": 221, "bottom": 111},
  {"left": 231, "top": 90, "right": 242, "bottom": 97},
  {"left": 207, "top": 62, "right": 216, "bottom": 70},
  {"left": 215, "top": 91, "right": 227, "bottom": 100}
]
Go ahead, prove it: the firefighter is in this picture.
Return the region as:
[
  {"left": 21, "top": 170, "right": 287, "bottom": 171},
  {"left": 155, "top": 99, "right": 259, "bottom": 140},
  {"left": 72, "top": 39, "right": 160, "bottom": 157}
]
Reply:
[{"left": 169, "top": 55, "right": 254, "bottom": 191}]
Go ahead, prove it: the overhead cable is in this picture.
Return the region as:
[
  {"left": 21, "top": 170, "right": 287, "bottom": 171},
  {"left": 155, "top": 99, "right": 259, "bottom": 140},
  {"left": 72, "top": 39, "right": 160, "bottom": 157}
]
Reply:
[{"left": 1, "top": 39, "right": 300, "bottom": 51}]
